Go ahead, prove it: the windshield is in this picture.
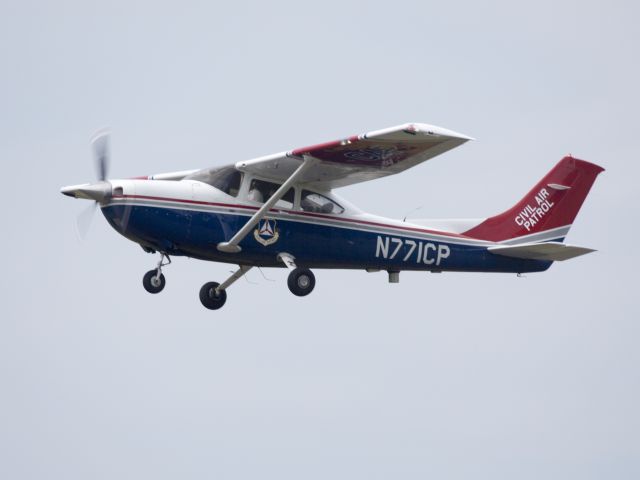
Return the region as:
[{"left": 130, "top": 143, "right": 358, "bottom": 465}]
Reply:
[{"left": 187, "top": 167, "right": 242, "bottom": 197}]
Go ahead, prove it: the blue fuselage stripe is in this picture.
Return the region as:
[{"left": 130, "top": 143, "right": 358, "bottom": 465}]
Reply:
[{"left": 101, "top": 203, "right": 552, "bottom": 273}]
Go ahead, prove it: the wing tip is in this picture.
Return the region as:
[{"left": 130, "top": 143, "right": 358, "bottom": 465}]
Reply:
[{"left": 407, "top": 123, "right": 474, "bottom": 141}]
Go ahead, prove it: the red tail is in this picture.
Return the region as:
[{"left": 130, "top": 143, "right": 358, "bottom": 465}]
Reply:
[{"left": 463, "top": 156, "right": 604, "bottom": 242}]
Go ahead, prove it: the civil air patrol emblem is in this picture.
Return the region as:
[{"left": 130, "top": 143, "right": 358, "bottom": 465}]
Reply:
[{"left": 254, "top": 218, "right": 280, "bottom": 246}]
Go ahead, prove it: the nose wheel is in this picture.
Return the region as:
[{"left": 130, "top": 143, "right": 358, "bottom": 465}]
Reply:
[
  {"left": 143, "top": 270, "right": 166, "bottom": 293},
  {"left": 142, "top": 253, "right": 170, "bottom": 294}
]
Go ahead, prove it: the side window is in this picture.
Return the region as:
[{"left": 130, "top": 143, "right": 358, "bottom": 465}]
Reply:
[
  {"left": 300, "top": 190, "right": 344, "bottom": 214},
  {"left": 210, "top": 168, "right": 242, "bottom": 197},
  {"left": 248, "top": 179, "right": 294, "bottom": 208}
]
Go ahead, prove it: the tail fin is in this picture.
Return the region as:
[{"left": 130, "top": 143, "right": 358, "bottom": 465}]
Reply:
[{"left": 463, "top": 156, "right": 604, "bottom": 243}]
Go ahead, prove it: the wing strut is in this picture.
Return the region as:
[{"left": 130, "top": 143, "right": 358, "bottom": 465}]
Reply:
[{"left": 217, "top": 156, "right": 317, "bottom": 253}]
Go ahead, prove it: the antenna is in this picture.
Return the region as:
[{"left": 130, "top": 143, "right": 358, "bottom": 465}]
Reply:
[
  {"left": 402, "top": 205, "right": 423, "bottom": 222},
  {"left": 257, "top": 267, "right": 275, "bottom": 282}
]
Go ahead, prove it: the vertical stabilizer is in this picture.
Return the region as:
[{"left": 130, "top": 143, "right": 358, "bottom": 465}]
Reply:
[{"left": 463, "top": 156, "right": 604, "bottom": 242}]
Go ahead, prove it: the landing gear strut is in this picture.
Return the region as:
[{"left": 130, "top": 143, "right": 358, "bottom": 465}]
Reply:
[
  {"left": 143, "top": 253, "right": 170, "bottom": 294},
  {"left": 199, "top": 265, "right": 252, "bottom": 310}
]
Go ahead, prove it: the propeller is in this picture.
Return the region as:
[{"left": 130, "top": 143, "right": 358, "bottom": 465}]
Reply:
[
  {"left": 75, "top": 201, "right": 97, "bottom": 239},
  {"left": 68, "top": 129, "right": 112, "bottom": 239},
  {"left": 63, "top": 129, "right": 135, "bottom": 238},
  {"left": 92, "top": 129, "right": 110, "bottom": 182}
]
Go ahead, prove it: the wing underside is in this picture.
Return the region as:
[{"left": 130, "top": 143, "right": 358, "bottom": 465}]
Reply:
[{"left": 235, "top": 123, "right": 472, "bottom": 190}]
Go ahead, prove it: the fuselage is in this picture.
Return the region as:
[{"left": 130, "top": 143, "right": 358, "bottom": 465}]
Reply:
[{"left": 100, "top": 178, "right": 552, "bottom": 274}]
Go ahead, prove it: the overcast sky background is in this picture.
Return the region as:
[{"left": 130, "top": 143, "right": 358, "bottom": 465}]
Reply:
[{"left": 1, "top": 1, "right": 638, "bottom": 478}]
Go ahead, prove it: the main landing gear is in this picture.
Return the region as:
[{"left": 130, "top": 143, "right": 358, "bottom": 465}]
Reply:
[
  {"left": 199, "top": 282, "right": 227, "bottom": 310},
  {"left": 279, "top": 253, "right": 316, "bottom": 297},
  {"left": 143, "top": 253, "right": 170, "bottom": 294},
  {"left": 199, "top": 265, "right": 252, "bottom": 310},
  {"left": 197, "top": 253, "right": 316, "bottom": 310}
]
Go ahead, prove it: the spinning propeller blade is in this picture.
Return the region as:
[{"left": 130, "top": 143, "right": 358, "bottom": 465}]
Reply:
[
  {"left": 69, "top": 128, "right": 113, "bottom": 238},
  {"left": 76, "top": 201, "right": 97, "bottom": 239},
  {"left": 91, "top": 129, "right": 110, "bottom": 181}
]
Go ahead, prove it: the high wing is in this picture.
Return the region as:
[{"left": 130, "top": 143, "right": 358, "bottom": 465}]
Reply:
[
  {"left": 235, "top": 123, "right": 473, "bottom": 190},
  {"left": 188, "top": 122, "right": 472, "bottom": 253}
]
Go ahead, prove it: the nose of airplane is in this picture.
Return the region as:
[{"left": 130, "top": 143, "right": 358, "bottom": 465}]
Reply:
[{"left": 60, "top": 181, "right": 112, "bottom": 203}]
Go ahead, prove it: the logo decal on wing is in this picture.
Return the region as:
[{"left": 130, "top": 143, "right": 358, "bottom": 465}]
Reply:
[
  {"left": 254, "top": 218, "right": 280, "bottom": 246},
  {"left": 340, "top": 145, "right": 415, "bottom": 167}
]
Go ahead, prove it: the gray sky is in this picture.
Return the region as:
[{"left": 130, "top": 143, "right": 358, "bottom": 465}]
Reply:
[{"left": 1, "top": 1, "right": 638, "bottom": 479}]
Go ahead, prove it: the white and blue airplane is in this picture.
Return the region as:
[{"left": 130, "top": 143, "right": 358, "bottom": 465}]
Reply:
[{"left": 61, "top": 123, "right": 604, "bottom": 310}]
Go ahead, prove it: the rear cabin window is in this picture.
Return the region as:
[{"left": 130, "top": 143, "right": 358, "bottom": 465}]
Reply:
[
  {"left": 248, "top": 179, "right": 294, "bottom": 208},
  {"left": 300, "top": 190, "right": 344, "bottom": 214}
]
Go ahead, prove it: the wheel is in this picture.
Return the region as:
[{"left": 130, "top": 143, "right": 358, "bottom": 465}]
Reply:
[
  {"left": 287, "top": 268, "right": 316, "bottom": 297},
  {"left": 143, "top": 269, "right": 165, "bottom": 294},
  {"left": 199, "top": 282, "right": 227, "bottom": 310}
]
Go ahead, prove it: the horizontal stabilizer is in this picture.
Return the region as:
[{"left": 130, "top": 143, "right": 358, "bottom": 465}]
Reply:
[{"left": 488, "top": 242, "right": 596, "bottom": 261}]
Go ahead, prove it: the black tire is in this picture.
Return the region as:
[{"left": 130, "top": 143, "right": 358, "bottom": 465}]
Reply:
[
  {"left": 143, "top": 270, "right": 165, "bottom": 294},
  {"left": 199, "top": 282, "right": 227, "bottom": 310},
  {"left": 287, "top": 268, "right": 316, "bottom": 297}
]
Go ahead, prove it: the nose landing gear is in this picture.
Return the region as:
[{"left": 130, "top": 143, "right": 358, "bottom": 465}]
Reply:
[{"left": 142, "top": 253, "right": 170, "bottom": 294}]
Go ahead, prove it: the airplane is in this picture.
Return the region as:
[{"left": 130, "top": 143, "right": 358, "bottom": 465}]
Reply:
[{"left": 61, "top": 123, "right": 604, "bottom": 310}]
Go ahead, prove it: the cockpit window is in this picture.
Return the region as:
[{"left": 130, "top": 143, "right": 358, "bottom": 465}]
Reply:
[
  {"left": 211, "top": 168, "right": 242, "bottom": 197},
  {"left": 187, "top": 167, "right": 242, "bottom": 197},
  {"left": 300, "top": 190, "right": 344, "bottom": 214},
  {"left": 248, "top": 179, "right": 294, "bottom": 208}
]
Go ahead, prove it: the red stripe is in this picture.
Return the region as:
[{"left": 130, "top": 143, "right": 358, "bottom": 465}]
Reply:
[
  {"left": 114, "top": 194, "right": 473, "bottom": 240},
  {"left": 291, "top": 138, "right": 357, "bottom": 156}
]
